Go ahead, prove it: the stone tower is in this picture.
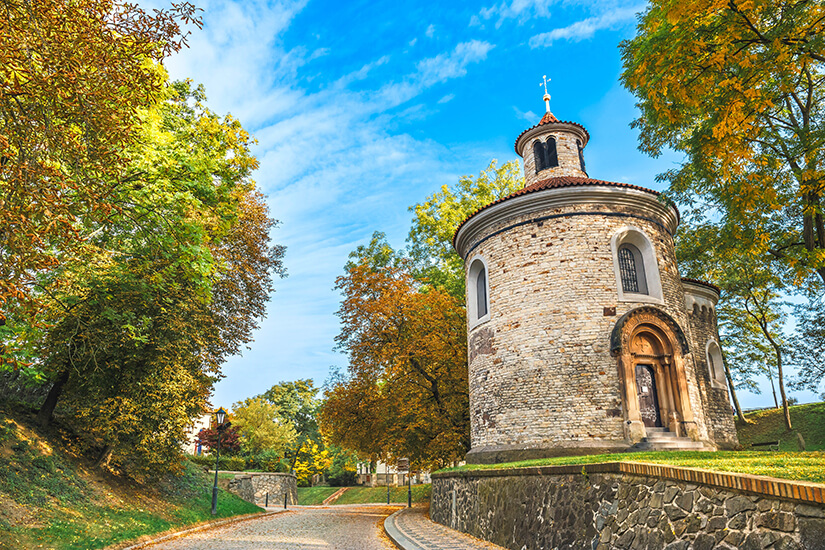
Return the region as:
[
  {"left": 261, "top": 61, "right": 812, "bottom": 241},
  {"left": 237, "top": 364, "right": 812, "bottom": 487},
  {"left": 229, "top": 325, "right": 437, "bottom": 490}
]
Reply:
[{"left": 453, "top": 96, "right": 738, "bottom": 464}]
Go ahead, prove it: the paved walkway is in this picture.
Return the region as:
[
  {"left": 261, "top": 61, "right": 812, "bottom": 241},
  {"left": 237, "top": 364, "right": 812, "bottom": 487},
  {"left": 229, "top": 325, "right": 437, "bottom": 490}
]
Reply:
[
  {"left": 385, "top": 506, "right": 506, "bottom": 550},
  {"left": 150, "top": 505, "right": 398, "bottom": 550},
  {"left": 142, "top": 504, "right": 504, "bottom": 550}
]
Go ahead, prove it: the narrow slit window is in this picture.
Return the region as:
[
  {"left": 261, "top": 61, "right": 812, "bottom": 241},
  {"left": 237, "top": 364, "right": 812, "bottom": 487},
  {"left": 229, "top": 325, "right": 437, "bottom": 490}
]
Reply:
[
  {"left": 577, "top": 139, "right": 586, "bottom": 173},
  {"left": 476, "top": 267, "right": 488, "bottom": 318},
  {"left": 545, "top": 137, "right": 558, "bottom": 168},
  {"left": 533, "top": 141, "right": 545, "bottom": 173}
]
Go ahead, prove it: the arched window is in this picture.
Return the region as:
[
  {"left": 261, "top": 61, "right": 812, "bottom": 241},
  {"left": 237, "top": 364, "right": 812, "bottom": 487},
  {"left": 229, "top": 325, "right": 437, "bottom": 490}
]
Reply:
[
  {"left": 476, "top": 268, "right": 488, "bottom": 318},
  {"left": 468, "top": 257, "right": 490, "bottom": 326},
  {"left": 533, "top": 138, "right": 559, "bottom": 174},
  {"left": 611, "top": 227, "right": 663, "bottom": 303},
  {"left": 618, "top": 243, "right": 648, "bottom": 294},
  {"left": 706, "top": 341, "right": 726, "bottom": 389},
  {"left": 577, "top": 139, "right": 586, "bottom": 174}
]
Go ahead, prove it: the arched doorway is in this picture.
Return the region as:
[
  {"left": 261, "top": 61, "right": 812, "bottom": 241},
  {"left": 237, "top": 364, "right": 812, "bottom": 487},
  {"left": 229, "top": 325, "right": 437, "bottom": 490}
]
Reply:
[{"left": 610, "top": 307, "right": 697, "bottom": 443}]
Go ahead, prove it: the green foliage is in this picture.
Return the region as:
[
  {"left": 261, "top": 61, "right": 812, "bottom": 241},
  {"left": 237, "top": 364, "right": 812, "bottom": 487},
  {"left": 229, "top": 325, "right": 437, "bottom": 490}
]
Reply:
[
  {"left": 232, "top": 396, "right": 297, "bottom": 455},
  {"left": 407, "top": 159, "right": 523, "bottom": 296},
  {"left": 326, "top": 445, "right": 360, "bottom": 487}
]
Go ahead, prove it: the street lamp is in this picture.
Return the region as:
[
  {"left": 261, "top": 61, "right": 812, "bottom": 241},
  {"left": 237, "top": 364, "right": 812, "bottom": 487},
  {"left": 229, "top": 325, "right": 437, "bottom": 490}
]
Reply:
[{"left": 211, "top": 407, "right": 228, "bottom": 515}]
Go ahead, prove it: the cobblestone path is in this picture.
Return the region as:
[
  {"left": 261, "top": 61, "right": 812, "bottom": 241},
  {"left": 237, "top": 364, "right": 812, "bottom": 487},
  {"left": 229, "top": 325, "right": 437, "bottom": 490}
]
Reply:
[
  {"left": 389, "top": 507, "right": 506, "bottom": 550},
  {"left": 151, "top": 505, "right": 399, "bottom": 550}
]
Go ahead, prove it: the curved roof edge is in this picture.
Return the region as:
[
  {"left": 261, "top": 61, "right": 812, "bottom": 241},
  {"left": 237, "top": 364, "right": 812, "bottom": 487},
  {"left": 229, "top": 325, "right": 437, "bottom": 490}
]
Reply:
[
  {"left": 452, "top": 176, "right": 679, "bottom": 248},
  {"left": 681, "top": 277, "right": 721, "bottom": 295},
  {"left": 514, "top": 118, "right": 590, "bottom": 155}
]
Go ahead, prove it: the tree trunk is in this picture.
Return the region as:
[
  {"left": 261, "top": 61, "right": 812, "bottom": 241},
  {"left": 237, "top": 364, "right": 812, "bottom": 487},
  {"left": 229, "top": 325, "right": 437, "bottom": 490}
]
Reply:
[
  {"left": 763, "top": 328, "right": 792, "bottom": 430},
  {"left": 37, "top": 369, "right": 70, "bottom": 427},
  {"left": 723, "top": 359, "right": 749, "bottom": 424},
  {"left": 94, "top": 445, "right": 114, "bottom": 469},
  {"left": 766, "top": 366, "right": 779, "bottom": 409}
]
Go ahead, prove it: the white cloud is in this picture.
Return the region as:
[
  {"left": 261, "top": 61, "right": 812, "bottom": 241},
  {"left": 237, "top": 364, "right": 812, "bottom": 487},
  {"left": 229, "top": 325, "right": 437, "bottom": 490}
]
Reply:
[
  {"left": 415, "top": 40, "right": 494, "bottom": 87},
  {"left": 425, "top": 24, "right": 436, "bottom": 38},
  {"left": 438, "top": 94, "right": 455, "bottom": 104},
  {"left": 409, "top": 37, "right": 418, "bottom": 47},
  {"left": 529, "top": 6, "right": 641, "bottom": 47},
  {"left": 513, "top": 106, "right": 538, "bottom": 122},
  {"left": 479, "top": 0, "right": 552, "bottom": 27}
]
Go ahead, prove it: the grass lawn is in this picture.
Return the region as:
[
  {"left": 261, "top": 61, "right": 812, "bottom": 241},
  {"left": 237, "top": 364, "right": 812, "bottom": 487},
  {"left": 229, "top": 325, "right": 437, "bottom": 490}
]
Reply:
[
  {"left": 332, "top": 484, "right": 431, "bottom": 505},
  {"left": 737, "top": 402, "right": 825, "bottom": 451},
  {"left": 296, "top": 486, "right": 340, "bottom": 505},
  {"left": 438, "top": 451, "right": 825, "bottom": 484}
]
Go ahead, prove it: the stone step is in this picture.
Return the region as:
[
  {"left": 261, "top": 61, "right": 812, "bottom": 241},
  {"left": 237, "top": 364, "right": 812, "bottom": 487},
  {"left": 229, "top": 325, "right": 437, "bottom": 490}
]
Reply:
[
  {"left": 645, "top": 427, "right": 669, "bottom": 433},
  {"left": 631, "top": 438, "right": 710, "bottom": 451},
  {"left": 646, "top": 431, "right": 679, "bottom": 439}
]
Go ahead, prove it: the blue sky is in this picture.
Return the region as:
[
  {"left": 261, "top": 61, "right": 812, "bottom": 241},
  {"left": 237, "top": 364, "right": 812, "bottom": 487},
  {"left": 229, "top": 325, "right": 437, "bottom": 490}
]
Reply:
[{"left": 155, "top": 0, "right": 814, "bottom": 410}]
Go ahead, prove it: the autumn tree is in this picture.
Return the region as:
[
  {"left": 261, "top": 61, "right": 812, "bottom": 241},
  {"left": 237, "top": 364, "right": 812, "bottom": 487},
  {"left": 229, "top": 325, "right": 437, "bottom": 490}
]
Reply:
[
  {"left": 0, "top": 0, "right": 201, "bottom": 313},
  {"left": 18, "top": 81, "right": 284, "bottom": 479},
  {"left": 262, "top": 379, "right": 322, "bottom": 469},
  {"left": 320, "top": 262, "right": 469, "bottom": 470},
  {"left": 621, "top": 1, "right": 825, "bottom": 286}
]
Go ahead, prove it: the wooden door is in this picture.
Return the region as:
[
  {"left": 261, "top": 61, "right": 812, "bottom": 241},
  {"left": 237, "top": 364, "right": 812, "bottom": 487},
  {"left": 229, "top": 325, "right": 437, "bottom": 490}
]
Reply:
[{"left": 635, "top": 364, "right": 662, "bottom": 428}]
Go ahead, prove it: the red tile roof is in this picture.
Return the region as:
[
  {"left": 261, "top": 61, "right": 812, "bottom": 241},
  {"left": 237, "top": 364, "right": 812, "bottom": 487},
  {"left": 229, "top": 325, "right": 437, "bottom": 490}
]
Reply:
[
  {"left": 680, "top": 278, "right": 721, "bottom": 294},
  {"left": 453, "top": 176, "right": 676, "bottom": 246},
  {"left": 514, "top": 113, "right": 589, "bottom": 154}
]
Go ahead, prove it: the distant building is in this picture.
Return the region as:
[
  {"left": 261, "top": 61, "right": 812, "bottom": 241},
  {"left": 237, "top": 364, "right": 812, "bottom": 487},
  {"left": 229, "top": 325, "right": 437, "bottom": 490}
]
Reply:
[
  {"left": 181, "top": 413, "right": 212, "bottom": 455},
  {"left": 355, "top": 460, "right": 431, "bottom": 486},
  {"left": 454, "top": 89, "right": 739, "bottom": 464}
]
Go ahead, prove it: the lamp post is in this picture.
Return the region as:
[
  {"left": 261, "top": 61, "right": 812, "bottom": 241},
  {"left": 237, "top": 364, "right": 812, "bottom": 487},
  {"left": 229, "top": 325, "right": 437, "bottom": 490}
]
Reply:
[{"left": 211, "top": 407, "right": 227, "bottom": 515}]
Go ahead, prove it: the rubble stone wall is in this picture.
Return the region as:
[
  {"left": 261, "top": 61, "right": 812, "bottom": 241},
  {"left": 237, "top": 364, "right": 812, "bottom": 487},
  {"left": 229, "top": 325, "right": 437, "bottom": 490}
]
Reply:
[{"left": 431, "top": 463, "right": 825, "bottom": 550}]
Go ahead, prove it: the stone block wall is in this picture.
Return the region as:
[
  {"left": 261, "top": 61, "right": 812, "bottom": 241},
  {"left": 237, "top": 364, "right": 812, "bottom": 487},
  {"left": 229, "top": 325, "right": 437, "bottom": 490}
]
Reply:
[
  {"left": 431, "top": 463, "right": 825, "bottom": 550},
  {"left": 522, "top": 130, "right": 587, "bottom": 185},
  {"left": 222, "top": 471, "right": 297, "bottom": 507}
]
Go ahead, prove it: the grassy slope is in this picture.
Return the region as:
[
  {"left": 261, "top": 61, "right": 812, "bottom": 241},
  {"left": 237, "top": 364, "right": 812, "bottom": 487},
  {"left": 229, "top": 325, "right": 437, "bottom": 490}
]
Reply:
[
  {"left": 296, "top": 485, "right": 431, "bottom": 505},
  {"left": 0, "top": 407, "right": 262, "bottom": 550},
  {"left": 296, "top": 486, "right": 339, "bottom": 505},
  {"left": 737, "top": 402, "right": 825, "bottom": 451},
  {"left": 331, "top": 485, "right": 431, "bottom": 505},
  {"left": 440, "top": 402, "right": 825, "bottom": 483}
]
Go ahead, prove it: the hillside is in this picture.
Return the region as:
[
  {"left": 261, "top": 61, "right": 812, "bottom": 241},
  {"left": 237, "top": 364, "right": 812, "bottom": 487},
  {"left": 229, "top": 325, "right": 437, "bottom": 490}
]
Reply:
[
  {"left": 737, "top": 401, "right": 825, "bottom": 452},
  {"left": 0, "top": 405, "right": 262, "bottom": 550}
]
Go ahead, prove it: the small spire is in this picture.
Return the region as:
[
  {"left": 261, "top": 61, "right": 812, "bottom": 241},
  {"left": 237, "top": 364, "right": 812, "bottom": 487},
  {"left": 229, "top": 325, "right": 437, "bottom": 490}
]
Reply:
[{"left": 540, "top": 75, "right": 552, "bottom": 113}]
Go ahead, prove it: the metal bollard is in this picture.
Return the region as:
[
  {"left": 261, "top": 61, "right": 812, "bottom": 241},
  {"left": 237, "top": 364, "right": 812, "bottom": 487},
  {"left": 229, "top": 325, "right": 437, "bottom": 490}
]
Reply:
[
  {"left": 265, "top": 492, "right": 269, "bottom": 507},
  {"left": 284, "top": 492, "right": 288, "bottom": 509}
]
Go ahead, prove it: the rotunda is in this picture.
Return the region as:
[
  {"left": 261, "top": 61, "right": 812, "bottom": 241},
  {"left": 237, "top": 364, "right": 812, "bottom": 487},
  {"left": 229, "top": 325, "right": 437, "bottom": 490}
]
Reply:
[{"left": 454, "top": 95, "right": 739, "bottom": 464}]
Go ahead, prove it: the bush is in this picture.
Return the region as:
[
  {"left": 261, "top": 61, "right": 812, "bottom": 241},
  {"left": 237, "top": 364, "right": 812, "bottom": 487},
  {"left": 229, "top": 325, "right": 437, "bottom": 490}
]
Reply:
[
  {"left": 187, "top": 454, "right": 247, "bottom": 471},
  {"left": 328, "top": 469, "right": 357, "bottom": 487}
]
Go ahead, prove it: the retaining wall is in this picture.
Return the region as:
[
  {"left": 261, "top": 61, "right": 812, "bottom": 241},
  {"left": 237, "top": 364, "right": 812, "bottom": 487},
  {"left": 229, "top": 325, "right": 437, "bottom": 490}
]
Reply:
[
  {"left": 431, "top": 462, "right": 825, "bottom": 550},
  {"left": 220, "top": 471, "right": 297, "bottom": 507}
]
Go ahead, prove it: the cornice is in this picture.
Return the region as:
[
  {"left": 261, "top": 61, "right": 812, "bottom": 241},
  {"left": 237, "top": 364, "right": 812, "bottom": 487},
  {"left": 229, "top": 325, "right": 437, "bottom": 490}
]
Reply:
[
  {"left": 454, "top": 186, "right": 679, "bottom": 259},
  {"left": 515, "top": 122, "right": 590, "bottom": 157}
]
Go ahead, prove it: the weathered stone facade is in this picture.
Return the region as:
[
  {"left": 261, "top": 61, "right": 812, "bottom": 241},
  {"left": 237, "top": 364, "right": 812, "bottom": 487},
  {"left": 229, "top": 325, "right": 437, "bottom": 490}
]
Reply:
[
  {"left": 453, "top": 107, "right": 738, "bottom": 462},
  {"left": 431, "top": 464, "right": 825, "bottom": 550}
]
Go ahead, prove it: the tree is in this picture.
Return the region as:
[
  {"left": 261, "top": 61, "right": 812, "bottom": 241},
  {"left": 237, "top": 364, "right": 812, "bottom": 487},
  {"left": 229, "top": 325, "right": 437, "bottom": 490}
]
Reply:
[
  {"left": 320, "top": 263, "right": 469, "bottom": 470},
  {"left": 790, "top": 297, "right": 825, "bottom": 395},
  {"left": 11, "top": 81, "right": 285, "bottom": 479},
  {"left": 231, "top": 397, "right": 297, "bottom": 455},
  {"left": 0, "top": 0, "right": 201, "bottom": 312},
  {"left": 262, "top": 379, "right": 321, "bottom": 469},
  {"left": 676, "top": 221, "right": 793, "bottom": 429},
  {"left": 407, "top": 160, "right": 523, "bottom": 297},
  {"left": 621, "top": 1, "right": 825, "bottom": 285},
  {"left": 195, "top": 425, "right": 242, "bottom": 455}
]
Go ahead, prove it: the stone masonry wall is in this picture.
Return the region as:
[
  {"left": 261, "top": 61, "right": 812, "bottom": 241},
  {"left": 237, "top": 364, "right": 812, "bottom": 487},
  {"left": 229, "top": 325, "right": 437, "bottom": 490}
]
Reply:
[
  {"left": 522, "top": 130, "right": 586, "bottom": 185},
  {"left": 465, "top": 199, "right": 715, "bottom": 459},
  {"left": 684, "top": 296, "right": 739, "bottom": 449},
  {"left": 431, "top": 464, "right": 825, "bottom": 550},
  {"left": 222, "top": 472, "right": 297, "bottom": 506}
]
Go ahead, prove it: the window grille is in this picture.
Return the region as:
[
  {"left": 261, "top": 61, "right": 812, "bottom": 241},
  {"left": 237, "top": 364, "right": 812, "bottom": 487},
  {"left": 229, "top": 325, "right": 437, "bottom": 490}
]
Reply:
[
  {"left": 476, "top": 268, "right": 488, "bottom": 318},
  {"left": 618, "top": 246, "right": 639, "bottom": 293}
]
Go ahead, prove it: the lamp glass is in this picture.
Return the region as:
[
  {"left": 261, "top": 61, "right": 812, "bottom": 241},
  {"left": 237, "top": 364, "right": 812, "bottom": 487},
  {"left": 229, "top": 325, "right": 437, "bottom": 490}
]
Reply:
[{"left": 215, "top": 407, "right": 227, "bottom": 425}]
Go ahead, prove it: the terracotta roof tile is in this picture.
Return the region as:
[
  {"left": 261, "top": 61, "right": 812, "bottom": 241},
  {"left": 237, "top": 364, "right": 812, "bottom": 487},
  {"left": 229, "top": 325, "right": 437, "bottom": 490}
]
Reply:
[
  {"left": 681, "top": 277, "right": 721, "bottom": 294},
  {"left": 514, "top": 114, "right": 589, "bottom": 154},
  {"left": 453, "top": 176, "right": 675, "bottom": 246}
]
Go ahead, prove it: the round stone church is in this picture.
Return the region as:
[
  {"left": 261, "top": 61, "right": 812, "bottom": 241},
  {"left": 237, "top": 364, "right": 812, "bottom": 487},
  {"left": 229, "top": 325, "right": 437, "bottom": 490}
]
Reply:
[{"left": 454, "top": 98, "right": 739, "bottom": 464}]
